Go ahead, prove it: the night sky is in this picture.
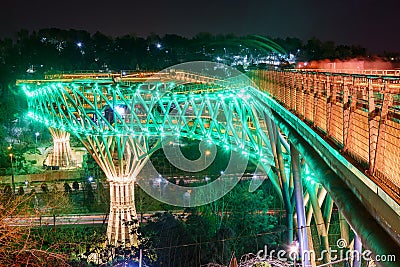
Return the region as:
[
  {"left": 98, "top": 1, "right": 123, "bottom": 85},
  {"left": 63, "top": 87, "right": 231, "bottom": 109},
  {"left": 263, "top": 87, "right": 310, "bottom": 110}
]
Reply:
[{"left": 1, "top": 0, "right": 399, "bottom": 53}]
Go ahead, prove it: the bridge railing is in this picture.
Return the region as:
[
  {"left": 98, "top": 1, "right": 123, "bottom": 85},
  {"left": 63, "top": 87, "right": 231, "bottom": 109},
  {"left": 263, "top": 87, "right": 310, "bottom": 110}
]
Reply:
[
  {"left": 43, "top": 70, "right": 161, "bottom": 80},
  {"left": 292, "top": 69, "right": 400, "bottom": 76},
  {"left": 39, "top": 69, "right": 254, "bottom": 95},
  {"left": 250, "top": 69, "right": 400, "bottom": 203}
]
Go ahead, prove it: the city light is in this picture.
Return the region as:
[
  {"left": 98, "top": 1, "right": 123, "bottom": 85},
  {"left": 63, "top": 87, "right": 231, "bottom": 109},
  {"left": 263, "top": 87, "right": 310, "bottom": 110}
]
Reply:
[{"left": 115, "top": 105, "right": 126, "bottom": 116}]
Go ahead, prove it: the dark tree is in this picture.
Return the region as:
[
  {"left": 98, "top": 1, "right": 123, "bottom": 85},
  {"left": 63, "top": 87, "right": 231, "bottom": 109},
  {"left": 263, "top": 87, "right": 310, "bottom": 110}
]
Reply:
[
  {"left": 84, "top": 182, "right": 95, "bottom": 211},
  {"left": 3, "top": 185, "right": 12, "bottom": 195},
  {"left": 64, "top": 182, "right": 72, "bottom": 194},
  {"left": 72, "top": 181, "right": 79, "bottom": 191},
  {"left": 40, "top": 182, "right": 48, "bottom": 194},
  {"left": 18, "top": 186, "right": 24, "bottom": 195}
]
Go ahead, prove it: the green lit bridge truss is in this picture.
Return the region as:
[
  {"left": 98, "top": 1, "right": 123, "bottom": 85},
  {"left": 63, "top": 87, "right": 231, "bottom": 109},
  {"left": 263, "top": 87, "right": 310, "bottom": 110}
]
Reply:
[
  {"left": 18, "top": 67, "right": 400, "bottom": 266},
  {"left": 20, "top": 69, "right": 278, "bottom": 247}
]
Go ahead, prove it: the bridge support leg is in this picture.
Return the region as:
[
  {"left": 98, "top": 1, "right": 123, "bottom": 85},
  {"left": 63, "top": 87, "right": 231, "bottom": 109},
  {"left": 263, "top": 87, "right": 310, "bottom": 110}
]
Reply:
[
  {"left": 107, "top": 180, "right": 137, "bottom": 247},
  {"left": 80, "top": 135, "right": 150, "bottom": 247},
  {"left": 47, "top": 127, "right": 73, "bottom": 168},
  {"left": 353, "top": 234, "right": 362, "bottom": 267},
  {"left": 339, "top": 212, "right": 350, "bottom": 246},
  {"left": 291, "top": 144, "right": 310, "bottom": 267},
  {"left": 274, "top": 114, "right": 400, "bottom": 267}
]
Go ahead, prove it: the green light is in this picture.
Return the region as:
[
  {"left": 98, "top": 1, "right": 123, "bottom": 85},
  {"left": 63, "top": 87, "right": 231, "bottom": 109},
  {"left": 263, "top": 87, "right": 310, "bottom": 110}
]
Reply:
[{"left": 19, "top": 71, "right": 276, "bottom": 178}]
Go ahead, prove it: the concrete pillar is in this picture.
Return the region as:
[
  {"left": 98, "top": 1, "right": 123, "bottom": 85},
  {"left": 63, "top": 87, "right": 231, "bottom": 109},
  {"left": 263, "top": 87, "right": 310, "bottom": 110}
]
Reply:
[
  {"left": 107, "top": 179, "right": 137, "bottom": 247},
  {"left": 47, "top": 127, "right": 73, "bottom": 168}
]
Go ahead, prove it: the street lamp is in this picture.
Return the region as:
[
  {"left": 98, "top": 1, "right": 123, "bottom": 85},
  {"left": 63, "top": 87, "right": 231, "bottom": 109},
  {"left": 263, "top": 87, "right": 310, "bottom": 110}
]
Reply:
[
  {"left": 204, "top": 149, "right": 211, "bottom": 169},
  {"left": 35, "top": 132, "right": 40, "bottom": 144},
  {"left": 155, "top": 176, "right": 162, "bottom": 198},
  {"left": 9, "top": 153, "right": 15, "bottom": 194}
]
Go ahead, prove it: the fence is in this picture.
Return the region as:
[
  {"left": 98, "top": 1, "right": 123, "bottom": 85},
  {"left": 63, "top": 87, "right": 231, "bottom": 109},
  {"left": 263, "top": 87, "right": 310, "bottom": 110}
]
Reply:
[{"left": 250, "top": 69, "right": 400, "bottom": 203}]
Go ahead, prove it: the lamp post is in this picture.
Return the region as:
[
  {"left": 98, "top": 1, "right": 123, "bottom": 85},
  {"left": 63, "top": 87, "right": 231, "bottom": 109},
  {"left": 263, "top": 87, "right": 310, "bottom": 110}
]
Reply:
[
  {"left": 156, "top": 176, "right": 162, "bottom": 199},
  {"left": 35, "top": 132, "right": 40, "bottom": 144},
  {"left": 9, "top": 153, "right": 15, "bottom": 195},
  {"left": 205, "top": 149, "right": 211, "bottom": 169}
]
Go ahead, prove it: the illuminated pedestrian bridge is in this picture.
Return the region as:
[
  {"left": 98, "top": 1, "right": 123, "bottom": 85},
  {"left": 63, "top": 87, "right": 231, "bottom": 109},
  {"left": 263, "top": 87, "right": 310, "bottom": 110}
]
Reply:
[{"left": 17, "top": 63, "right": 400, "bottom": 266}]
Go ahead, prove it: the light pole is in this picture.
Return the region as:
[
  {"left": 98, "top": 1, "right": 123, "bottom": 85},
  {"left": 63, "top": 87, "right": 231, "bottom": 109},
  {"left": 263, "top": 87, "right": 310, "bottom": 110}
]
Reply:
[
  {"left": 35, "top": 132, "right": 40, "bottom": 144},
  {"left": 9, "top": 153, "right": 15, "bottom": 195},
  {"left": 205, "top": 149, "right": 211, "bottom": 169},
  {"left": 157, "top": 176, "right": 162, "bottom": 199}
]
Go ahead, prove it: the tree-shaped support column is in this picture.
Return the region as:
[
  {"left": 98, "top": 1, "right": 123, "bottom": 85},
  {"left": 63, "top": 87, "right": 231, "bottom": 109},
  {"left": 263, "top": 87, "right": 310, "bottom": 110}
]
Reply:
[
  {"left": 47, "top": 127, "right": 73, "bottom": 168},
  {"left": 82, "top": 135, "right": 151, "bottom": 247}
]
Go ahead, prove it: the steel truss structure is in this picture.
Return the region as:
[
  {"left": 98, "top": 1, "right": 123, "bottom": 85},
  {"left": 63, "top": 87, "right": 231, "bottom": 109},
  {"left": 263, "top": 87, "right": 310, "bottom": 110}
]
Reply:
[{"left": 18, "top": 69, "right": 399, "bottom": 266}]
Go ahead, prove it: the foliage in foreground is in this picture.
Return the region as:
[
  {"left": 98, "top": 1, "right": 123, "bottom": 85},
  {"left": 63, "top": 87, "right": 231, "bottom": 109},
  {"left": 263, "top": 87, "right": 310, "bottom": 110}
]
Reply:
[
  {"left": 0, "top": 192, "right": 71, "bottom": 266},
  {"left": 140, "top": 181, "right": 281, "bottom": 267},
  {"left": 1, "top": 180, "right": 281, "bottom": 266}
]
